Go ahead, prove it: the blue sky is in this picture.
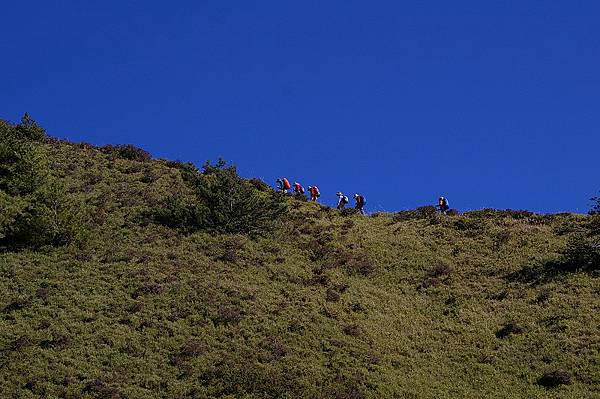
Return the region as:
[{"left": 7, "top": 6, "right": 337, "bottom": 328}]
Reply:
[{"left": 1, "top": 1, "right": 599, "bottom": 213}]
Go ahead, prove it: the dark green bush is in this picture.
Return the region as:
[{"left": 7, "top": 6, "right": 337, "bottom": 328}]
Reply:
[
  {"left": 538, "top": 370, "right": 572, "bottom": 388},
  {"left": 465, "top": 209, "right": 546, "bottom": 223},
  {"left": 101, "top": 144, "right": 151, "bottom": 161},
  {"left": 562, "top": 233, "right": 600, "bottom": 273},
  {"left": 0, "top": 120, "right": 48, "bottom": 196},
  {"left": 340, "top": 208, "right": 358, "bottom": 217},
  {"left": 393, "top": 205, "right": 437, "bottom": 222},
  {"left": 453, "top": 218, "right": 482, "bottom": 232},
  {"left": 156, "top": 160, "right": 288, "bottom": 236},
  {"left": 248, "top": 178, "right": 271, "bottom": 192},
  {"left": 0, "top": 120, "right": 89, "bottom": 248},
  {"left": 153, "top": 195, "right": 204, "bottom": 231},
  {"left": 495, "top": 322, "right": 525, "bottom": 339},
  {"left": 13, "top": 113, "right": 46, "bottom": 141},
  {"left": 1, "top": 181, "right": 90, "bottom": 248}
]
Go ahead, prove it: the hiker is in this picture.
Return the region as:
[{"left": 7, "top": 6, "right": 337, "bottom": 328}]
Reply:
[
  {"left": 438, "top": 196, "right": 450, "bottom": 214},
  {"left": 354, "top": 193, "right": 366, "bottom": 215},
  {"left": 308, "top": 186, "right": 320, "bottom": 202},
  {"left": 336, "top": 192, "right": 349, "bottom": 210},
  {"left": 276, "top": 178, "right": 291, "bottom": 193},
  {"left": 293, "top": 182, "right": 305, "bottom": 195}
]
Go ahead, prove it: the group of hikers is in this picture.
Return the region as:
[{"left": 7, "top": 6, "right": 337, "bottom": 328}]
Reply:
[{"left": 276, "top": 178, "right": 451, "bottom": 215}]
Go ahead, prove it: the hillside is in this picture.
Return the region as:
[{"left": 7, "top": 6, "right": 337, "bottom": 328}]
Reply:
[{"left": 1, "top": 120, "right": 599, "bottom": 398}]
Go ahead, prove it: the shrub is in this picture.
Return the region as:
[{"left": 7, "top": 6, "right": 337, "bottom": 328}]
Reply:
[
  {"left": 293, "top": 192, "right": 308, "bottom": 202},
  {"left": 453, "top": 218, "right": 482, "bottom": 232},
  {"left": 100, "top": 144, "right": 151, "bottom": 161},
  {"left": 82, "top": 379, "right": 121, "bottom": 398},
  {"left": 427, "top": 261, "right": 453, "bottom": 278},
  {"left": 162, "top": 160, "right": 200, "bottom": 185},
  {"left": 1, "top": 182, "right": 90, "bottom": 248},
  {"left": 213, "top": 305, "right": 243, "bottom": 326},
  {"left": 561, "top": 209, "right": 600, "bottom": 273},
  {"left": 13, "top": 113, "right": 46, "bottom": 141},
  {"left": 0, "top": 193, "right": 26, "bottom": 241},
  {"left": 561, "top": 233, "right": 600, "bottom": 273},
  {"left": 4, "top": 297, "right": 32, "bottom": 313},
  {"left": 153, "top": 195, "right": 204, "bottom": 231},
  {"left": 535, "top": 288, "right": 551, "bottom": 304},
  {"left": 155, "top": 160, "right": 288, "bottom": 236},
  {"left": 326, "top": 288, "right": 341, "bottom": 302},
  {"left": 538, "top": 370, "right": 572, "bottom": 388},
  {"left": 338, "top": 251, "right": 376, "bottom": 277},
  {"left": 179, "top": 340, "right": 207, "bottom": 358},
  {"left": 340, "top": 208, "right": 359, "bottom": 217},
  {"left": 416, "top": 205, "right": 438, "bottom": 218},
  {"left": 0, "top": 122, "right": 89, "bottom": 248},
  {"left": 248, "top": 178, "right": 271, "bottom": 192},
  {"left": 393, "top": 206, "right": 437, "bottom": 222},
  {"left": 495, "top": 322, "right": 525, "bottom": 339},
  {"left": 0, "top": 121, "right": 48, "bottom": 196},
  {"left": 419, "top": 277, "right": 441, "bottom": 289},
  {"left": 343, "top": 323, "right": 362, "bottom": 337}
]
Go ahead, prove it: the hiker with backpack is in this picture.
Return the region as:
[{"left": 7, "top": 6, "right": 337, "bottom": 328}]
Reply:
[
  {"left": 438, "top": 196, "right": 450, "bottom": 214},
  {"left": 354, "top": 193, "right": 366, "bottom": 215},
  {"left": 308, "top": 186, "right": 320, "bottom": 202},
  {"left": 336, "top": 192, "right": 349, "bottom": 210},
  {"left": 293, "top": 182, "right": 305, "bottom": 195},
  {"left": 276, "top": 178, "right": 291, "bottom": 193}
]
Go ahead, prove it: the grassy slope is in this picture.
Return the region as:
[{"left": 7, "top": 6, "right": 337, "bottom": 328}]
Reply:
[{"left": 0, "top": 140, "right": 599, "bottom": 398}]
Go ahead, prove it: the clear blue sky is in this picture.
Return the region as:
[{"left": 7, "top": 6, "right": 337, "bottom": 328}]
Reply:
[{"left": 1, "top": 1, "right": 598, "bottom": 213}]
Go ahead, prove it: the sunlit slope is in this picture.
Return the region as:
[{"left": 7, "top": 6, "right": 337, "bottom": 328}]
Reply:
[{"left": 0, "top": 137, "right": 598, "bottom": 398}]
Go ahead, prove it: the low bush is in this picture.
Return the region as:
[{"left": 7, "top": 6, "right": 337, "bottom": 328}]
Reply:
[
  {"left": 82, "top": 379, "right": 121, "bottom": 398},
  {"left": 495, "top": 322, "right": 525, "bottom": 339},
  {"left": 393, "top": 205, "right": 438, "bottom": 222},
  {"left": 538, "top": 370, "right": 572, "bottom": 388},
  {"left": 326, "top": 288, "right": 341, "bottom": 302},
  {"left": 427, "top": 261, "right": 453, "bottom": 278},
  {"left": 349, "top": 255, "right": 376, "bottom": 276},
  {"left": 248, "top": 178, "right": 271, "bottom": 192},
  {"left": 155, "top": 160, "right": 288, "bottom": 236},
  {"left": 213, "top": 305, "right": 244, "bottom": 326},
  {"left": 343, "top": 323, "right": 362, "bottom": 337},
  {"left": 340, "top": 208, "right": 359, "bottom": 217},
  {"left": 100, "top": 144, "right": 151, "bottom": 161},
  {"left": 453, "top": 218, "right": 483, "bottom": 232},
  {"left": 561, "top": 233, "right": 600, "bottom": 273}
]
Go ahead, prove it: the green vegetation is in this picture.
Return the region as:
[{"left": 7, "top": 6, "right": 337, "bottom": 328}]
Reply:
[
  {"left": 1, "top": 118, "right": 599, "bottom": 398},
  {"left": 155, "top": 159, "right": 287, "bottom": 236},
  {"left": 0, "top": 118, "right": 84, "bottom": 248}
]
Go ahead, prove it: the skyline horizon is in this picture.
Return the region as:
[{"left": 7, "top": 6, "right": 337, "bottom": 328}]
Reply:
[{"left": 2, "top": 1, "right": 598, "bottom": 214}]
